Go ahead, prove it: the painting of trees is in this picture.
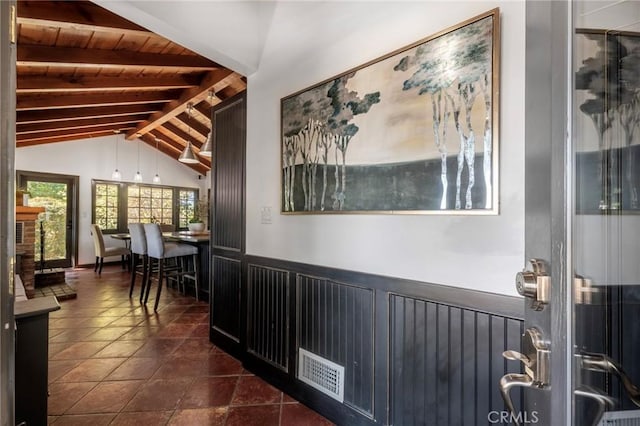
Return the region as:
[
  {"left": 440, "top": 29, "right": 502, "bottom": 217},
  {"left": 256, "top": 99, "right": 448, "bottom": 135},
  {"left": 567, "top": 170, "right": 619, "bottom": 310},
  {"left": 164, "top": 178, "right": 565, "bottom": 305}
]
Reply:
[{"left": 281, "top": 9, "right": 499, "bottom": 213}]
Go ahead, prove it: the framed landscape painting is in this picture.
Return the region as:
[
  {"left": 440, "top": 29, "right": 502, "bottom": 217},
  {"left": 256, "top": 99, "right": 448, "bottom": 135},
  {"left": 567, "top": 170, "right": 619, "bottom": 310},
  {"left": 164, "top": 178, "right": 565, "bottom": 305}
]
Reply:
[{"left": 281, "top": 8, "right": 500, "bottom": 214}]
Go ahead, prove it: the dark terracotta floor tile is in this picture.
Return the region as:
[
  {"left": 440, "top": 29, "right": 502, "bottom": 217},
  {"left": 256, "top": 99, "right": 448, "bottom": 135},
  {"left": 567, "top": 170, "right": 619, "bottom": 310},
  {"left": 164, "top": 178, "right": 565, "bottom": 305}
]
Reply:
[
  {"left": 58, "top": 358, "right": 126, "bottom": 382},
  {"left": 156, "top": 305, "right": 189, "bottom": 314},
  {"left": 51, "top": 308, "right": 107, "bottom": 318},
  {"left": 49, "top": 342, "right": 70, "bottom": 358},
  {"left": 48, "top": 382, "right": 98, "bottom": 415},
  {"left": 51, "top": 341, "right": 110, "bottom": 360},
  {"left": 48, "top": 415, "right": 58, "bottom": 424},
  {"left": 183, "top": 305, "right": 209, "bottom": 314},
  {"left": 205, "top": 353, "right": 243, "bottom": 376},
  {"left": 167, "top": 407, "right": 227, "bottom": 425},
  {"left": 189, "top": 324, "right": 210, "bottom": 338},
  {"left": 152, "top": 355, "right": 208, "bottom": 379},
  {"left": 225, "top": 405, "right": 280, "bottom": 426},
  {"left": 122, "top": 378, "right": 193, "bottom": 412},
  {"left": 105, "top": 357, "right": 164, "bottom": 380},
  {"left": 50, "top": 413, "right": 115, "bottom": 425},
  {"left": 172, "top": 313, "right": 208, "bottom": 324},
  {"left": 179, "top": 376, "right": 238, "bottom": 409},
  {"left": 76, "top": 317, "right": 118, "bottom": 328},
  {"left": 118, "top": 326, "right": 160, "bottom": 340},
  {"left": 132, "top": 338, "right": 184, "bottom": 357},
  {"left": 231, "top": 376, "right": 282, "bottom": 405},
  {"left": 106, "top": 316, "right": 145, "bottom": 327},
  {"left": 49, "top": 360, "right": 84, "bottom": 383},
  {"left": 67, "top": 380, "right": 143, "bottom": 414},
  {"left": 109, "top": 410, "right": 173, "bottom": 426},
  {"left": 99, "top": 307, "right": 139, "bottom": 317},
  {"left": 282, "top": 393, "right": 298, "bottom": 404},
  {"left": 83, "top": 327, "right": 132, "bottom": 341},
  {"left": 281, "top": 403, "right": 335, "bottom": 426},
  {"left": 49, "top": 328, "right": 101, "bottom": 343},
  {"left": 93, "top": 341, "right": 145, "bottom": 358},
  {"left": 155, "top": 323, "right": 198, "bottom": 338},
  {"left": 172, "top": 338, "right": 215, "bottom": 357}
]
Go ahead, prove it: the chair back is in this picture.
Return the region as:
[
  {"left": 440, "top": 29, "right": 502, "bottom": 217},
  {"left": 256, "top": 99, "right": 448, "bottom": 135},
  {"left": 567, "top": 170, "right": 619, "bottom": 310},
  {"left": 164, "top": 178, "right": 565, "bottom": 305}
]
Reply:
[
  {"left": 90, "top": 224, "right": 106, "bottom": 257},
  {"left": 143, "top": 223, "right": 165, "bottom": 259},
  {"left": 128, "top": 223, "right": 147, "bottom": 255}
]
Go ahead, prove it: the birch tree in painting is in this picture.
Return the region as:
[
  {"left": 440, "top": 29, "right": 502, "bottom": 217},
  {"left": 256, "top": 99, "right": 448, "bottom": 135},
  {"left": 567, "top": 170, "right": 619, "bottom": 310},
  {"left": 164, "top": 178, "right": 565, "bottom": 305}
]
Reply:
[
  {"left": 394, "top": 17, "right": 493, "bottom": 209},
  {"left": 281, "top": 75, "right": 379, "bottom": 211}
]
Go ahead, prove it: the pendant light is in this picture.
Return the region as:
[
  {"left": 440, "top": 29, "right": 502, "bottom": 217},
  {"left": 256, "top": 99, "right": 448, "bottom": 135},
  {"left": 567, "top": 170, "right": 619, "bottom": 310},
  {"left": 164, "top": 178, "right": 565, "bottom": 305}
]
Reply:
[
  {"left": 133, "top": 137, "right": 143, "bottom": 182},
  {"left": 111, "top": 130, "right": 122, "bottom": 181},
  {"left": 199, "top": 91, "right": 215, "bottom": 158},
  {"left": 153, "top": 137, "right": 161, "bottom": 184},
  {"left": 178, "top": 103, "right": 199, "bottom": 164}
]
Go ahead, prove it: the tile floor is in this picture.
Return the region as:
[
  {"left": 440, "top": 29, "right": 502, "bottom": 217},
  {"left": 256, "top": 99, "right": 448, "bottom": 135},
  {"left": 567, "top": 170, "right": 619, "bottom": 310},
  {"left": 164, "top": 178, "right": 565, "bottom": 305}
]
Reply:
[{"left": 47, "top": 266, "right": 334, "bottom": 425}]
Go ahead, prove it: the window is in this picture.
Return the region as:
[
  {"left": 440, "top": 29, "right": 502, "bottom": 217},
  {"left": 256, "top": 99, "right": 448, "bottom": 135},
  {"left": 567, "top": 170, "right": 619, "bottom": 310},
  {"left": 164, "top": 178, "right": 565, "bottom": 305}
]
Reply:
[
  {"left": 94, "top": 182, "right": 119, "bottom": 231},
  {"left": 92, "top": 180, "right": 198, "bottom": 233}
]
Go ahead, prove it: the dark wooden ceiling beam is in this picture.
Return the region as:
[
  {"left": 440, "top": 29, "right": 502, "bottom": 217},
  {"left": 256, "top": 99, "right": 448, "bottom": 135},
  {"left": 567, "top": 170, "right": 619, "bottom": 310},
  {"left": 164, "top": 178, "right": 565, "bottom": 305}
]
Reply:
[
  {"left": 17, "top": 74, "right": 200, "bottom": 93},
  {"left": 125, "top": 69, "right": 240, "bottom": 139},
  {"left": 17, "top": 90, "right": 179, "bottom": 110},
  {"left": 16, "top": 0, "right": 154, "bottom": 38},
  {"left": 161, "top": 122, "right": 204, "bottom": 148},
  {"left": 16, "top": 130, "right": 117, "bottom": 148},
  {"left": 18, "top": 45, "right": 219, "bottom": 70},
  {"left": 17, "top": 115, "right": 147, "bottom": 135},
  {"left": 16, "top": 124, "right": 136, "bottom": 143},
  {"left": 174, "top": 113, "right": 211, "bottom": 139},
  {"left": 141, "top": 132, "right": 209, "bottom": 174},
  {"left": 17, "top": 104, "right": 161, "bottom": 124}
]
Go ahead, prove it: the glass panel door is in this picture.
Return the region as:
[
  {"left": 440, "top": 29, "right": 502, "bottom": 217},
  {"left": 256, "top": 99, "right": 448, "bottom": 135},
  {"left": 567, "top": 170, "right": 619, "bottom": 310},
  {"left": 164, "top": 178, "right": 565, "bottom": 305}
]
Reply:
[
  {"left": 573, "top": 1, "right": 640, "bottom": 424},
  {"left": 17, "top": 171, "right": 78, "bottom": 269}
]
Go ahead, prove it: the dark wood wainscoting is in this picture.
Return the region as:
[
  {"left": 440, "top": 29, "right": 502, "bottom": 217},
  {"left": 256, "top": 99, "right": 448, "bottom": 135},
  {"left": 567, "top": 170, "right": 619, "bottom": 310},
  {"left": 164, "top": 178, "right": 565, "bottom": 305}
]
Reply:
[{"left": 210, "top": 254, "right": 524, "bottom": 425}]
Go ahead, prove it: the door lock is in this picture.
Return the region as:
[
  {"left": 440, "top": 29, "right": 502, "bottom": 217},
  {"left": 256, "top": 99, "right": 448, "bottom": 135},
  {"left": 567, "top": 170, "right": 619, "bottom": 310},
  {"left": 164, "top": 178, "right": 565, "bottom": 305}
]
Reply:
[
  {"left": 516, "top": 259, "right": 550, "bottom": 311},
  {"left": 499, "top": 327, "right": 550, "bottom": 426}
]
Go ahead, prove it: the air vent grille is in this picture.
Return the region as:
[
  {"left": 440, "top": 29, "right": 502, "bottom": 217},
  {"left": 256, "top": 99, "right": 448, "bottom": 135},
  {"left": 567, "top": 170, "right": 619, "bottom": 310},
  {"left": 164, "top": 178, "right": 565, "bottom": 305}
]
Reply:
[
  {"left": 297, "top": 348, "right": 344, "bottom": 402},
  {"left": 16, "top": 222, "right": 24, "bottom": 244},
  {"left": 598, "top": 410, "right": 640, "bottom": 426}
]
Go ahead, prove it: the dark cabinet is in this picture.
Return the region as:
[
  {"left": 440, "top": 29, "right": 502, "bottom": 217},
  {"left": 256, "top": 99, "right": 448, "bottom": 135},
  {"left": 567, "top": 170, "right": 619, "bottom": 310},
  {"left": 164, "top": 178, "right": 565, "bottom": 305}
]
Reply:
[{"left": 15, "top": 296, "right": 59, "bottom": 425}]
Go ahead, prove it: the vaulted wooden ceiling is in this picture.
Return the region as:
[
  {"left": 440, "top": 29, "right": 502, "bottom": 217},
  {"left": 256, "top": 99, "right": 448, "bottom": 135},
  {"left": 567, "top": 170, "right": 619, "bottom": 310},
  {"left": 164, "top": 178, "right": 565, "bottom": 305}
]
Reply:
[{"left": 15, "top": 0, "right": 247, "bottom": 174}]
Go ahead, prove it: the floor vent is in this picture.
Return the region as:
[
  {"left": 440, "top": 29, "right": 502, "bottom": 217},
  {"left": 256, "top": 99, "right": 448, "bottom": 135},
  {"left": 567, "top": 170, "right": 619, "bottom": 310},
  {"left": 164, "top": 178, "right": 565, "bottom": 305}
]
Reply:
[
  {"left": 598, "top": 410, "right": 640, "bottom": 426},
  {"left": 16, "top": 222, "right": 24, "bottom": 244},
  {"left": 297, "top": 348, "right": 344, "bottom": 403}
]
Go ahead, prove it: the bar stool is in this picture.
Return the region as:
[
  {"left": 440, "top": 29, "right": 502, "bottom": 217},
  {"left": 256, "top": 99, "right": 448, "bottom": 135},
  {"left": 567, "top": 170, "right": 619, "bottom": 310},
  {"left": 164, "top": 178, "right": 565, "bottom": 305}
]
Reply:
[
  {"left": 143, "top": 223, "right": 199, "bottom": 311},
  {"left": 128, "top": 223, "right": 148, "bottom": 303}
]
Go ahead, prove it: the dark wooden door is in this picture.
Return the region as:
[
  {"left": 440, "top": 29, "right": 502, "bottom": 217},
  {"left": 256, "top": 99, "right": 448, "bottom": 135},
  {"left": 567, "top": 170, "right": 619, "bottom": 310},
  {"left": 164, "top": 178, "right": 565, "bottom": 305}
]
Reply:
[{"left": 209, "top": 91, "right": 246, "bottom": 357}]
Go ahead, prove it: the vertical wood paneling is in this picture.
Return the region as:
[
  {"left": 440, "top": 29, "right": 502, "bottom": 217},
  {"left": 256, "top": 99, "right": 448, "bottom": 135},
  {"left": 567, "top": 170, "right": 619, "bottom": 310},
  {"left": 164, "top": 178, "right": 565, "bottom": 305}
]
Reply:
[
  {"left": 212, "top": 94, "right": 245, "bottom": 252},
  {"left": 389, "top": 294, "right": 523, "bottom": 426},
  {"left": 211, "top": 256, "right": 241, "bottom": 340},
  {"left": 247, "top": 264, "right": 290, "bottom": 371},
  {"left": 297, "top": 274, "right": 374, "bottom": 416}
]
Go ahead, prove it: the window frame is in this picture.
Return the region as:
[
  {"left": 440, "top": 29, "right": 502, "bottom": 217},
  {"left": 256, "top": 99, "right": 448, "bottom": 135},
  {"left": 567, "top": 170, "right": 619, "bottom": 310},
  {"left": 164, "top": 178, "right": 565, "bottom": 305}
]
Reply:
[{"left": 91, "top": 180, "right": 199, "bottom": 234}]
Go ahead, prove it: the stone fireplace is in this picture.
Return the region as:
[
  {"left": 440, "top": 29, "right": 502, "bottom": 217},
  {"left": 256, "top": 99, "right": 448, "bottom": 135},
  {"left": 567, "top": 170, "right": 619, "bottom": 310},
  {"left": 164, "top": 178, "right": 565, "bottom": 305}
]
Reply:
[{"left": 16, "top": 206, "right": 45, "bottom": 298}]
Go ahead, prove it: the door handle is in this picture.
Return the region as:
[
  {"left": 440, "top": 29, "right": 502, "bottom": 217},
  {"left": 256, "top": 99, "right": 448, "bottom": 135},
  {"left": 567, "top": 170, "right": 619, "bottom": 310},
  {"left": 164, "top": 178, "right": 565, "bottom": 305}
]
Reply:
[
  {"left": 499, "top": 328, "right": 550, "bottom": 426},
  {"left": 574, "top": 385, "right": 615, "bottom": 426},
  {"left": 579, "top": 352, "right": 640, "bottom": 407}
]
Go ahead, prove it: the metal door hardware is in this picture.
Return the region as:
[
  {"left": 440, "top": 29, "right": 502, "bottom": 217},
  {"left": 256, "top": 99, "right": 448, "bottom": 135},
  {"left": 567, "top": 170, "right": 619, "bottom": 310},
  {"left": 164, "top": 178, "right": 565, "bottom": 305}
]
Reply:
[
  {"left": 579, "top": 352, "right": 640, "bottom": 407},
  {"left": 574, "top": 385, "right": 615, "bottom": 426},
  {"left": 516, "top": 259, "right": 550, "bottom": 311},
  {"left": 499, "top": 328, "right": 550, "bottom": 426}
]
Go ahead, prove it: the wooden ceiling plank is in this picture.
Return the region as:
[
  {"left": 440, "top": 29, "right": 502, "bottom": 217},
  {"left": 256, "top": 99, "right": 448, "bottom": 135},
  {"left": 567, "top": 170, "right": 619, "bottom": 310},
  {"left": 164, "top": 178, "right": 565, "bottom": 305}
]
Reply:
[
  {"left": 17, "top": 0, "right": 154, "bottom": 38},
  {"left": 16, "top": 90, "right": 179, "bottom": 110},
  {"left": 125, "top": 69, "right": 239, "bottom": 139},
  {"left": 18, "top": 45, "right": 219, "bottom": 70},
  {"left": 16, "top": 123, "right": 136, "bottom": 143},
  {"left": 173, "top": 114, "right": 210, "bottom": 139},
  {"left": 160, "top": 122, "right": 204, "bottom": 148},
  {"left": 16, "top": 130, "right": 116, "bottom": 148},
  {"left": 17, "top": 115, "right": 147, "bottom": 135},
  {"left": 17, "top": 74, "right": 200, "bottom": 93},
  {"left": 17, "top": 104, "right": 160, "bottom": 124},
  {"left": 142, "top": 132, "right": 209, "bottom": 174}
]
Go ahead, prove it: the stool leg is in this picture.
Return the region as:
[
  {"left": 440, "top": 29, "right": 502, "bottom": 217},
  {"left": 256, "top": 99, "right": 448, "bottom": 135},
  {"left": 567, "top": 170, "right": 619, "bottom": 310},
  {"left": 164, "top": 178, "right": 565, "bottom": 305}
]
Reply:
[
  {"left": 193, "top": 253, "right": 199, "bottom": 301},
  {"left": 94, "top": 256, "right": 99, "bottom": 272},
  {"left": 144, "top": 258, "right": 154, "bottom": 305},
  {"left": 129, "top": 253, "right": 137, "bottom": 298},
  {"left": 154, "top": 260, "right": 164, "bottom": 311},
  {"left": 139, "top": 255, "right": 148, "bottom": 304},
  {"left": 98, "top": 257, "right": 104, "bottom": 275}
]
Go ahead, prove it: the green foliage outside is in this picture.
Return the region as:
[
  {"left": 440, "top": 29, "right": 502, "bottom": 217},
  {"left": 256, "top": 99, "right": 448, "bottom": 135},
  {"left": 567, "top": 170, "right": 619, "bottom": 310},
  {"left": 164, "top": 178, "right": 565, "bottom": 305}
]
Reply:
[{"left": 27, "top": 181, "right": 67, "bottom": 262}]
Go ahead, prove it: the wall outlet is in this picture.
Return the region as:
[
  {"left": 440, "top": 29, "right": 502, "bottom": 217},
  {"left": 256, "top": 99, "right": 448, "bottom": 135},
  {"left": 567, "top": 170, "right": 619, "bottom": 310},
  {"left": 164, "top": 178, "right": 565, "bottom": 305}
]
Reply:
[{"left": 261, "top": 206, "right": 272, "bottom": 224}]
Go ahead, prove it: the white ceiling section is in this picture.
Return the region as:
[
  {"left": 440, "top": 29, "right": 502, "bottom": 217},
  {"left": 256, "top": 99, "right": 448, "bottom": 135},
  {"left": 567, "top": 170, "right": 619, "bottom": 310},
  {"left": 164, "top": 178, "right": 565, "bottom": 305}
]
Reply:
[{"left": 93, "top": 0, "right": 277, "bottom": 76}]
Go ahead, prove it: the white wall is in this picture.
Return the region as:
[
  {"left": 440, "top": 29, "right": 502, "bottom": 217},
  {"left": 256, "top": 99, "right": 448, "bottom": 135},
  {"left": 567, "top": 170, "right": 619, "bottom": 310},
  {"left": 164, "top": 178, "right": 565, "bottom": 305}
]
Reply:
[
  {"left": 15, "top": 135, "right": 205, "bottom": 265},
  {"left": 246, "top": 1, "right": 526, "bottom": 296}
]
